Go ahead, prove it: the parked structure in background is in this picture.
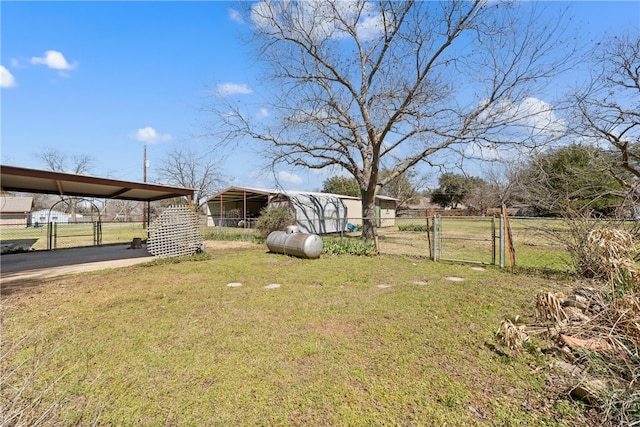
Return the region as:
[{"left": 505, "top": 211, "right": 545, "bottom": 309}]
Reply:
[
  {"left": 206, "top": 186, "right": 397, "bottom": 234},
  {"left": 30, "top": 209, "right": 70, "bottom": 226},
  {"left": 0, "top": 196, "right": 33, "bottom": 227}
]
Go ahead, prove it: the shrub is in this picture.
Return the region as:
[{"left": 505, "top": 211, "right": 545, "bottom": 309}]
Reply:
[
  {"left": 398, "top": 223, "right": 429, "bottom": 232},
  {"left": 254, "top": 206, "right": 294, "bottom": 238},
  {"left": 322, "top": 237, "right": 377, "bottom": 256}
]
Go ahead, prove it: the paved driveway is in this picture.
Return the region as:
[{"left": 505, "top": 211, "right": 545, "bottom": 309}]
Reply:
[{"left": 0, "top": 244, "right": 155, "bottom": 284}]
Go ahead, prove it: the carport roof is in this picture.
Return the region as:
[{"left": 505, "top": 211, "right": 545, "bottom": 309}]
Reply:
[{"left": 0, "top": 165, "right": 195, "bottom": 202}]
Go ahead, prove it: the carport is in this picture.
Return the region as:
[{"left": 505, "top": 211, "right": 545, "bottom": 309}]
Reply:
[
  {"left": 1, "top": 165, "right": 194, "bottom": 204},
  {"left": 0, "top": 165, "right": 195, "bottom": 279}
]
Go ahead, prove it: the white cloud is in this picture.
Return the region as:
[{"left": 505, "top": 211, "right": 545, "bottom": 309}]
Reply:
[
  {"left": 0, "top": 66, "right": 17, "bottom": 88},
  {"left": 278, "top": 170, "right": 303, "bottom": 185},
  {"left": 30, "top": 50, "right": 78, "bottom": 71},
  {"left": 251, "top": 0, "right": 385, "bottom": 42},
  {"left": 228, "top": 8, "right": 243, "bottom": 23},
  {"left": 516, "top": 97, "right": 566, "bottom": 135},
  {"left": 215, "top": 82, "right": 253, "bottom": 97},
  {"left": 480, "top": 97, "right": 566, "bottom": 137},
  {"left": 131, "top": 127, "right": 172, "bottom": 144},
  {"left": 258, "top": 108, "right": 269, "bottom": 118}
]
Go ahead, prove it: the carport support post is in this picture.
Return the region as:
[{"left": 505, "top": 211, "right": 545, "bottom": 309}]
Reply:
[{"left": 243, "top": 191, "right": 247, "bottom": 228}]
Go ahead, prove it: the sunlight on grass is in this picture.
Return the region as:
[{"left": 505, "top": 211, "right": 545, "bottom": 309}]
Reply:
[{"left": 1, "top": 245, "right": 585, "bottom": 425}]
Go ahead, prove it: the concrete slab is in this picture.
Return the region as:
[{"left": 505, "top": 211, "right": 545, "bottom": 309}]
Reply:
[{"left": 0, "top": 244, "right": 156, "bottom": 284}]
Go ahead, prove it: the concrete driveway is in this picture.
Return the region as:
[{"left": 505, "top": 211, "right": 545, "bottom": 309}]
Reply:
[{"left": 0, "top": 244, "right": 156, "bottom": 284}]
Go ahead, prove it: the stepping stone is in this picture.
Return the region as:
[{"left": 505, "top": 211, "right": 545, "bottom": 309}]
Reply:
[
  {"left": 471, "top": 267, "right": 486, "bottom": 272},
  {"left": 444, "top": 276, "right": 465, "bottom": 282},
  {"left": 377, "top": 284, "right": 392, "bottom": 289},
  {"left": 264, "top": 283, "right": 281, "bottom": 289},
  {"left": 226, "top": 282, "right": 243, "bottom": 287},
  {"left": 413, "top": 281, "right": 428, "bottom": 285}
]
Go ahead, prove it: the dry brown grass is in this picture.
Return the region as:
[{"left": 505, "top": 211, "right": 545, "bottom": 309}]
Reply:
[
  {"left": 495, "top": 316, "right": 529, "bottom": 351},
  {"left": 587, "top": 228, "right": 640, "bottom": 289},
  {"left": 497, "top": 224, "right": 640, "bottom": 425}
]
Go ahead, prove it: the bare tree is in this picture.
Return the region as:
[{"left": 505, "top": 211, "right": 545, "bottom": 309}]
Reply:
[
  {"left": 36, "top": 148, "right": 94, "bottom": 220},
  {"left": 155, "top": 147, "right": 224, "bottom": 210},
  {"left": 210, "top": 1, "right": 576, "bottom": 240},
  {"left": 378, "top": 169, "right": 422, "bottom": 211},
  {"left": 38, "top": 148, "right": 93, "bottom": 175},
  {"left": 573, "top": 33, "right": 640, "bottom": 217}
]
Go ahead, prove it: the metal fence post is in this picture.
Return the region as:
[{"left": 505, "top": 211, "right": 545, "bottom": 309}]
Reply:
[
  {"left": 499, "top": 215, "right": 505, "bottom": 268},
  {"left": 47, "top": 221, "right": 52, "bottom": 250},
  {"left": 432, "top": 215, "right": 438, "bottom": 261},
  {"left": 491, "top": 216, "right": 496, "bottom": 265}
]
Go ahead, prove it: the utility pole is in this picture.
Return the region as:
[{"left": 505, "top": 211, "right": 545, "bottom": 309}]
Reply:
[{"left": 143, "top": 144, "right": 148, "bottom": 229}]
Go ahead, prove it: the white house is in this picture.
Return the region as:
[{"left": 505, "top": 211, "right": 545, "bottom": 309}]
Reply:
[{"left": 30, "top": 209, "right": 69, "bottom": 226}]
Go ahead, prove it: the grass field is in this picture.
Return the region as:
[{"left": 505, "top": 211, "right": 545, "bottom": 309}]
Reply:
[
  {"left": 0, "top": 222, "right": 148, "bottom": 250},
  {"left": 1, "top": 242, "right": 591, "bottom": 426}
]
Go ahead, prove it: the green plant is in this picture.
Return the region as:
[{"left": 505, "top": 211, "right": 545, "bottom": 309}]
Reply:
[
  {"left": 141, "top": 251, "right": 212, "bottom": 266},
  {"left": 254, "top": 206, "right": 294, "bottom": 238},
  {"left": 322, "top": 237, "right": 376, "bottom": 256},
  {"left": 398, "top": 223, "right": 429, "bottom": 232}
]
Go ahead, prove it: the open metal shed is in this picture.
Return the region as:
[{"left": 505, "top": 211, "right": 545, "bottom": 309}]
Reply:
[{"left": 206, "top": 186, "right": 355, "bottom": 234}]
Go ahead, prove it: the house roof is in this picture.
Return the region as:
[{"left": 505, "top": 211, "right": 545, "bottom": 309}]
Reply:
[
  {"left": 1, "top": 165, "right": 195, "bottom": 202},
  {"left": 0, "top": 196, "right": 33, "bottom": 213}
]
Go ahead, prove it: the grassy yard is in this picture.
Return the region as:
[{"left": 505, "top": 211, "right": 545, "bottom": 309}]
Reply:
[{"left": 1, "top": 243, "right": 590, "bottom": 425}]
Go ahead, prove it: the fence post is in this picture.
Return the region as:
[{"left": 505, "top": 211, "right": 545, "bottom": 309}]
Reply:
[
  {"left": 47, "top": 222, "right": 52, "bottom": 250},
  {"left": 499, "top": 215, "right": 505, "bottom": 268},
  {"left": 492, "top": 216, "right": 496, "bottom": 265},
  {"left": 431, "top": 215, "right": 438, "bottom": 261}
]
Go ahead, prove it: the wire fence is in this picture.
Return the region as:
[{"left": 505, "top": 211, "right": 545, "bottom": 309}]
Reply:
[
  {"left": 0, "top": 222, "right": 148, "bottom": 252},
  {"left": 2, "top": 214, "right": 624, "bottom": 276}
]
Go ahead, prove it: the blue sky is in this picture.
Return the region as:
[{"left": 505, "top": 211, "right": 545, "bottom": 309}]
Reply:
[{"left": 1, "top": 1, "right": 639, "bottom": 192}]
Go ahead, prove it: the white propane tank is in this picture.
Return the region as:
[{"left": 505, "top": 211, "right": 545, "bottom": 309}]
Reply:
[{"left": 266, "top": 229, "right": 323, "bottom": 259}]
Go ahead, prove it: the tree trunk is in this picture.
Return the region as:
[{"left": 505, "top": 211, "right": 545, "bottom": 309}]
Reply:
[{"left": 361, "top": 190, "right": 378, "bottom": 242}]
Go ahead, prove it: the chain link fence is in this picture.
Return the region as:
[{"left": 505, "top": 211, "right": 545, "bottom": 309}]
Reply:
[
  {"left": 0, "top": 222, "right": 148, "bottom": 252},
  {"left": 3, "top": 212, "right": 621, "bottom": 277}
]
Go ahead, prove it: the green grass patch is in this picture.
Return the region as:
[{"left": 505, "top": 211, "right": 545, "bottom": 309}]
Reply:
[
  {"left": 1, "top": 223, "right": 148, "bottom": 250},
  {"left": 2, "top": 245, "right": 588, "bottom": 425},
  {"left": 397, "top": 223, "right": 429, "bottom": 232},
  {"left": 202, "top": 225, "right": 261, "bottom": 243},
  {"left": 322, "top": 236, "right": 377, "bottom": 255}
]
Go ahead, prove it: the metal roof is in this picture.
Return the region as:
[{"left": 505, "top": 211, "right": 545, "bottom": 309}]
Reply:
[
  {"left": 0, "top": 196, "right": 33, "bottom": 213},
  {"left": 207, "top": 185, "right": 393, "bottom": 203},
  {"left": 207, "top": 186, "right": 274, "bottom": 203},
  {"left": 1, "top": 165, "right": 195, "bottom": 202}
]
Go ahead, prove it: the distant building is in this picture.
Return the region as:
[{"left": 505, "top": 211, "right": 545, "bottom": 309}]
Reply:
[
  {"left": 30, "top": 209, "right": 70, "bottom": 226},
  {"left": 0, "top": 196, "right": 33, "bottom": 227}
]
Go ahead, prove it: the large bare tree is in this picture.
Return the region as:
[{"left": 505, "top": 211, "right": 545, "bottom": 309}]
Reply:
[
  {"left": 573, "top": 33, "right": 640, "bottom": 216},
  {"left": 155, "top": 147, "right": 224, "bottom": 210},
  {"left": 211, "top": 0, "right": 576, "bottom": 240}
]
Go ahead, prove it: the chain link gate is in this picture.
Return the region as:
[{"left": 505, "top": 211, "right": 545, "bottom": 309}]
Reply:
[{"left": 431, "top": 215, "right": 508, "bottom": 267}]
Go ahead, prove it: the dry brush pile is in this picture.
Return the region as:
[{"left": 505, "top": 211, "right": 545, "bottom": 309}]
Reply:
[{"left": 497, "top": 227, "right": 640, "bottom": 425}]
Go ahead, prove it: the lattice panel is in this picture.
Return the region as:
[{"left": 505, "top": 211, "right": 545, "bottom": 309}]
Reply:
[{"left": 147, "top": 206, "right": 204, "bottom": 258}]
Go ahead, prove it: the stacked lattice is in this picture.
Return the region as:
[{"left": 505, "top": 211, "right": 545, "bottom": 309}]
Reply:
[{"left": 147, "top": 206, "right": 204, "bottom": 258}]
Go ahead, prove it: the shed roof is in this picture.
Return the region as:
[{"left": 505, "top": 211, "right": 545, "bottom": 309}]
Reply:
[
  {"left": 1, "top": 165, "right": 195, "bottom": 202},
  {"left": 207, "top": 186, "right": 396, "bottom": 203},
  {"left": 0, "top": 196, "right": 33, "bottom": 213}
]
